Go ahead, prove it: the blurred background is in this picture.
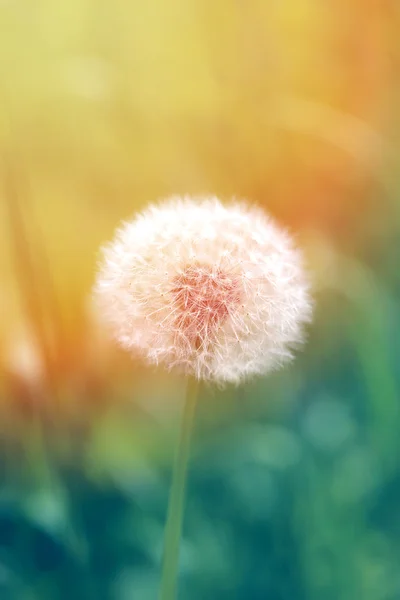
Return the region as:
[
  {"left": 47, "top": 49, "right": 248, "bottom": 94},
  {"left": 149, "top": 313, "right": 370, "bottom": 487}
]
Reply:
[{"left": 1, "top": 0, "right": 400, "bottom": 598}]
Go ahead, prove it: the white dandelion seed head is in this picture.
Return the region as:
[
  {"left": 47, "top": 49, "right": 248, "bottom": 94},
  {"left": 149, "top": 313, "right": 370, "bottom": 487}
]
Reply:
[{"left": 93, "top": 196, "right": 313, "bottom": 385}]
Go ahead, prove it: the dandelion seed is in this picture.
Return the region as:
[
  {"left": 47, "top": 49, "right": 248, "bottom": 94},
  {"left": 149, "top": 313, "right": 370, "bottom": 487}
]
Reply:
[{"left": 93, "top": 195, "right": 313, "bottom": 384}]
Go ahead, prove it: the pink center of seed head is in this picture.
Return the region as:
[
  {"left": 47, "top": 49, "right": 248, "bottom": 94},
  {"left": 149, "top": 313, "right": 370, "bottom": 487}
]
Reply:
[{"left": 170, "top": 264, "right": 242, "bottom": 350}]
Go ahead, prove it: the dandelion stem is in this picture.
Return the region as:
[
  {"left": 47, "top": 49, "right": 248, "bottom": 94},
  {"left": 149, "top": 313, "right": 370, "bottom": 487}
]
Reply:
[{"left": 159, "top": 377, "right": 199, "bottom": 600}]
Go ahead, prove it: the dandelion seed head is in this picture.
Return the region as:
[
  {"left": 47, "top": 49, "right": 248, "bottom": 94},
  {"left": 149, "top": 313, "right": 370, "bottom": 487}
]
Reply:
[{"left": 93, "top": 196, "right": 313, "bottom": 384}]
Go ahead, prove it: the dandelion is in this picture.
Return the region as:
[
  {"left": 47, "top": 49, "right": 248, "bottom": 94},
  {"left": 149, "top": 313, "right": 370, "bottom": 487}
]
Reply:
[
  {"left": 93, "top": 195, "right": 313, "bottom": 600},
  {"left": 93, "top": 195, "right": 312, "bottom": 385}
]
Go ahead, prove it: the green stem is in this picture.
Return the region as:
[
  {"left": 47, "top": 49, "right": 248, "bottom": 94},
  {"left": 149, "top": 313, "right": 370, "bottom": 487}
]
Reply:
[{"left": 159, "top": 377, "right": 199, "bottom": 600}]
